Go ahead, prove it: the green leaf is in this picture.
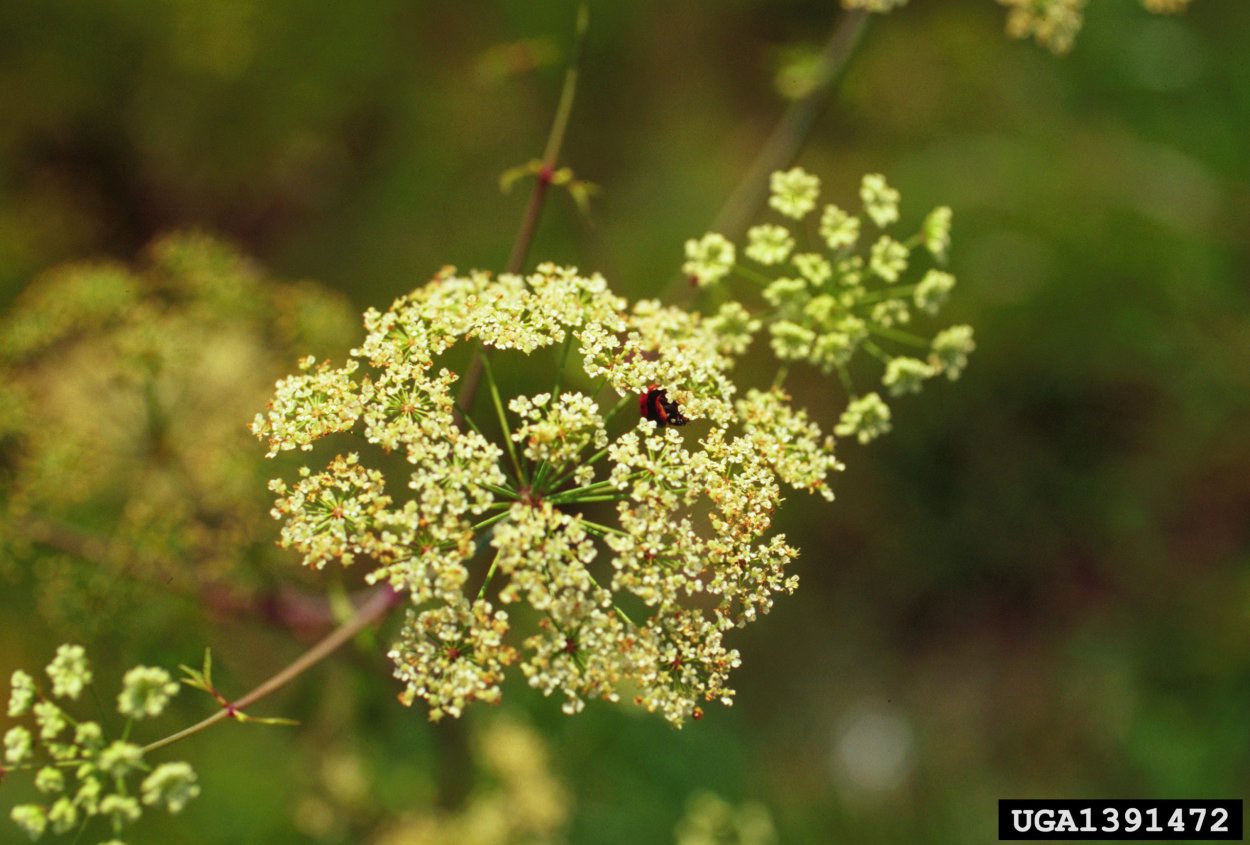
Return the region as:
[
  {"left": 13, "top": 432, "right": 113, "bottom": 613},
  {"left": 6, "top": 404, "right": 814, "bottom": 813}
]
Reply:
[
  {"left": 233, "top": 711, "right": 299, "bottom": 727},
  {"left": 499, "top": 159, "right": 542, "bottom": 193},
  {"left": 178, "top": 649, "right": 214, "bottom": 695}
]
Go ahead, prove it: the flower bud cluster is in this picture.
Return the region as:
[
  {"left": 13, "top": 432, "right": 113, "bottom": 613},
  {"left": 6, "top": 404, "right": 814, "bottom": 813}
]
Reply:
[
  {"left": 687, "top": 169, "right": 974, "bottom": 444},
  {"left": 5, "top": 646, "right": 198, "bottom": 844}
]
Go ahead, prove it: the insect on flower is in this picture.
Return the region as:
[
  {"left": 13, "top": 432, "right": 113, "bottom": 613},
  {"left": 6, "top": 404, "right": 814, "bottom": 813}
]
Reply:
[{"left": 639, "top": 385, "right": 688, "bottom": 426}]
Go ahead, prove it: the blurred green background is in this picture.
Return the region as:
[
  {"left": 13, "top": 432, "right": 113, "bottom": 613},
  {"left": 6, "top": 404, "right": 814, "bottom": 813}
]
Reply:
[{"left": 2, "top": 1, "right": 1249, "bottom": 842}]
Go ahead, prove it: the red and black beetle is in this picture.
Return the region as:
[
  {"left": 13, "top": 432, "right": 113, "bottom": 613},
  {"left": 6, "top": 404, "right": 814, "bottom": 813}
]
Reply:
[{"left": 639, "top": 385, "right": 688, "bottom": 426}]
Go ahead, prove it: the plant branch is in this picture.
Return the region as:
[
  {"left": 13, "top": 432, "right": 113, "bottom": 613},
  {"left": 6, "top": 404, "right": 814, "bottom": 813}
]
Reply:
[
  {"left": 141, "top": 585, "right": 401, "bottom": 756},
  {"left": 508, "top": 1, "right": 590, "bottom": 273},
  {"left": 456, "top": 2, "right": 591, "bottom": 418}
]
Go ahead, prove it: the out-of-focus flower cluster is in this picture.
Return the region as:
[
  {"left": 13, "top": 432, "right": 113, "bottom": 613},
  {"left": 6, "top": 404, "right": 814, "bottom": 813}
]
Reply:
[
  {"left": 1002, "top": 0, "right": 1197, "bottom": 53},
  {"left": 4, "top": 646, "right": 198, "bottom": 844},
  {"left": 0, "top": 233, "right": 356, "bottom": 634},
  {"left": 840, "top": 0, "right": 1197, "bottom": 54},
  {"left": 367, "top": 716, "right": 777, "bottom": 845},
  {"left": 371, "top": 717, "right": 568, "bottom": 845},
  {"left": 686, "top": 169, "right": 974, "bottom": 444},
  {"left": 674, "top": 791, "right": 778, "bottom": 845}
]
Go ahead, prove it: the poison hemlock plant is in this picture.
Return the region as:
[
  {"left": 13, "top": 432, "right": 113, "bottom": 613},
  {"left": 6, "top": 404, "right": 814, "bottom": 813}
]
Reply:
[
  {"left": 0, "top": 0, "right": 1202, "bottom": 841},
  {"left": 253, "top": 168, "right": 971, "bottom": 726}
]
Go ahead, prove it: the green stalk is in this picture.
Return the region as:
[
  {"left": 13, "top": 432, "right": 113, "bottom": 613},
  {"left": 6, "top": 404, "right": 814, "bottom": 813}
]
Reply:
[
  {"left": 455, "top": 2, "right": 591, "bottom": 416},
  {"left": 869, "top": 324, "right": 929, "bottom": 349}
]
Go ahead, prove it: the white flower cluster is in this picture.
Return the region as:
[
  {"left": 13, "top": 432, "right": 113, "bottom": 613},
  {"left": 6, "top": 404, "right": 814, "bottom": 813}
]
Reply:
[
  {"left": 509, "top": 392, "right": 607, "bottom": 485},
  {"left": 690, "top": 168, "right": 974, "bottom": 444},
  {"left": 997, "top": 0, "right": 1198, "bottom": 54},
  {"left": 257, "top": 260, "right": 847, "bottom": 725},
  {"left": 998, "top": 0, "right": 1087, "bottom": 53},
  {"left": 5, "top": 647, "right": 198, "bottom": 844},
  {"left": 675, "top": 790, "right": 778, "bottom": 845},
  {"left": 255, "top": 168, "right": 977, "bottom": 725},
  {"left": 842, "top": 0, "right": 1197, "bottom": 54}
]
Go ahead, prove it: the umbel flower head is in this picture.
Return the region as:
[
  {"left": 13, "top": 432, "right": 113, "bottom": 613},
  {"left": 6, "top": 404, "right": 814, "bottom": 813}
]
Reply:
[
  {"left": 690, "top": 168, "right": 974, "bottom": 445},
  {"left": 255, "top": 170, "right": 973, "bottom": 726},
  {"left": 256, "top": 261, "right": 837, "bottom": 725},
  {"left": 5, "top": 647, "right": 198, "bottom": 844},
  {"left": 843, "top": 0, "right": 1198, "bottom": 55}
]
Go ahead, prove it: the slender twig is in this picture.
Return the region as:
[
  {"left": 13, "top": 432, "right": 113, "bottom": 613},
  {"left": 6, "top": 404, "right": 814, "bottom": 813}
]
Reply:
[
  {"left": 456, "top": 2, "right": 591, "bottom": 417},
  {"left": 508, "top": 2, "right": 590, "bottom": 272},
  {"left": 141, "top": 585, "right": 401, "bottom": 756}
]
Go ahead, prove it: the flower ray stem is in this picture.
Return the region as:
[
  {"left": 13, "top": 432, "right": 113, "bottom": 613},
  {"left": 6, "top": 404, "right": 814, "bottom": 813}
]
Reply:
[
  {"left": 140, "top": 585, "right": 401, "bottom": 756},
  {"left": 834, "top": 362, "right": 855, "bottom": 395},
  {"left": 481, "top": 353, "right": 526, "bottom": 483},
  {"left": 709, "top": 8, "right": 868, "bottom": 240},
  {"left": 547, "top": 471, "right": 640, "bottom": 502},
  {"left": 576, "top": 518, "right": 629, "bottom": 537},
  {"left": 482, "top": 482, "right": 519, "bottom": 500},
  {"left": 772, "top": 363, "right": 790, "bottom": 389},
  {"left": 475, "top": 549, "right": 504, "bottom": 601},
  {"left": 552, "top": 331, "right": 574, "bottom": 399},
  {"left": 453, "top": 400, "right": 488, "bottom": 438},
  {"left": 544, "top": 443, "right": 616, "bottom": 491},
  {"left": 471, "top": 510, "right": 513, "bottom": 533},
  {"left": 869, "top": 324, "right": 929, "bottom": 349},
  {"left": 734, "top": 264, "right": 773, "bottom": 286},
  {"left": 862, "top": 339, "right": 892, "bottom": 365},
  {"left": 602, "top": 391, "right": 633, "bottom": 424},
  {"left": 856, "top": 283, "right": 918, "bottom": 305},
  {"left": 551, "top": 478, "right": 619, "bottom": 497}
]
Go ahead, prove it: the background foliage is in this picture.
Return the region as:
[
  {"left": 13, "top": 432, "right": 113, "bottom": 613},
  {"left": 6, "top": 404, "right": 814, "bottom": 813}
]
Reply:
[{"left": 1, "top": 1, "right": 1248, "bottom": 842}]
